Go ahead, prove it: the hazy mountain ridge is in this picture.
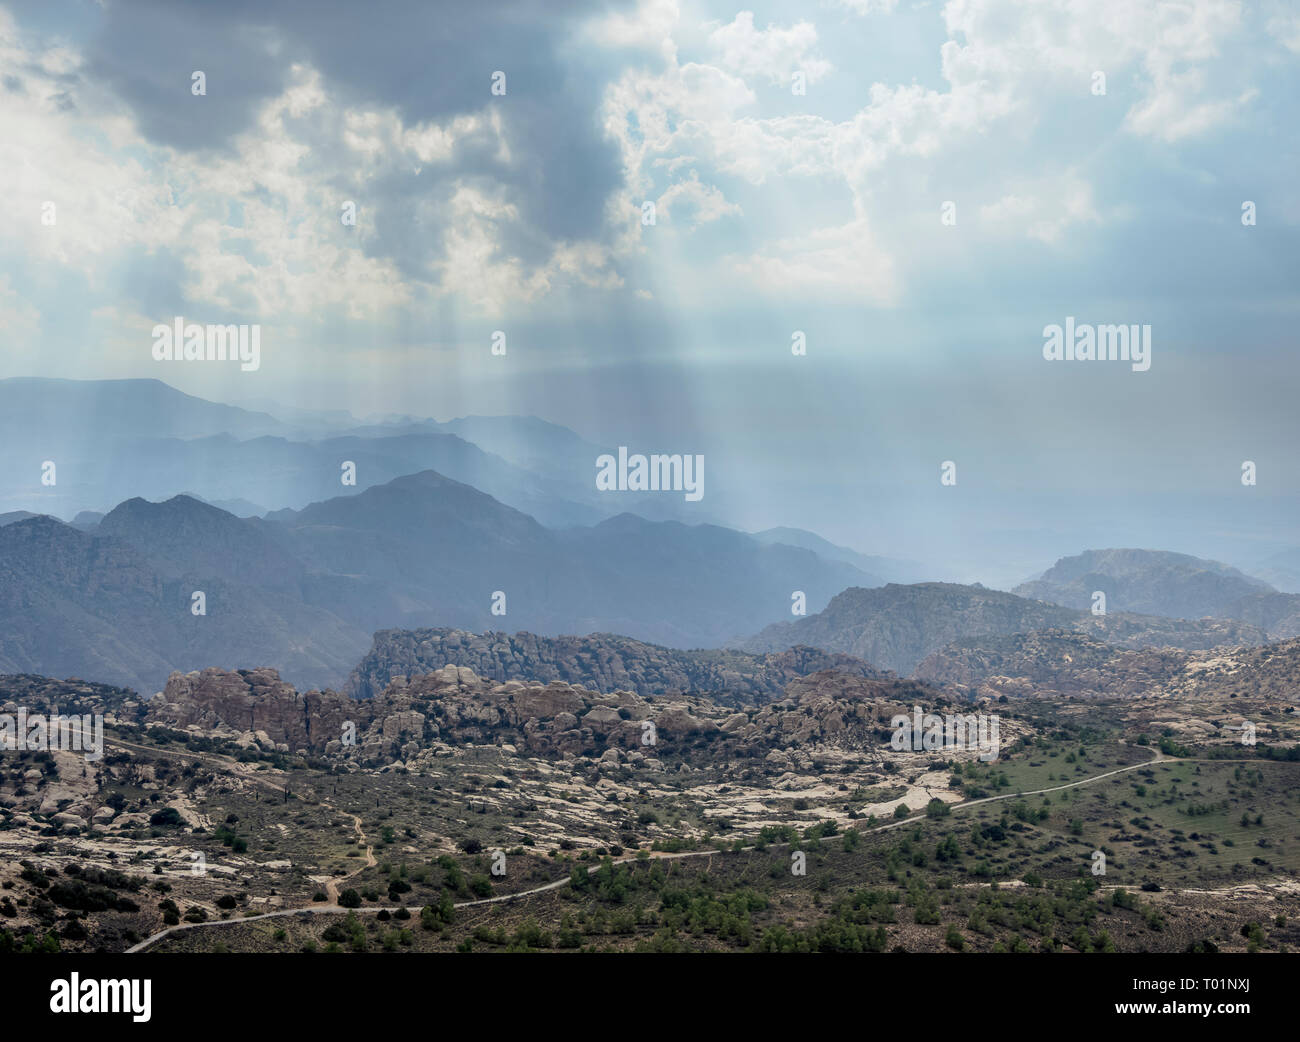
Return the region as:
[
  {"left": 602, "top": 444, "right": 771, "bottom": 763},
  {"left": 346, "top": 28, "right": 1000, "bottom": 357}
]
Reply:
[
  {"left": 0, "top": 377, "right": 733, "bottom": 529},
  {"left": 749, "top": 526, "right": 921, "bottom": 585},
  {"left": 737, "top": 583, "right": 1080, "bottom": 675},
  {"left": 1015, "top": 548, "right": 1275, "bottom": 616},
  {"left": 0, "top": 378, "right": 603, "bottom": 526},
  {"left": 98, "top": 494, "right": 309, "bottom": 594},
  {"left": 0, "top": 377, "right": 290, "bottom": 444},
  {"left": 738, "top": 581, "right": 1270, "bottom": 676},
  {"left": 0, "top": 475, "right": 874, "bottom": 693},
  {"left": 1249, "top": 547, "right": 1300, "bottom": 594},
  {"left": 273, "top": 474, "right": 873, "bottom": 647}
]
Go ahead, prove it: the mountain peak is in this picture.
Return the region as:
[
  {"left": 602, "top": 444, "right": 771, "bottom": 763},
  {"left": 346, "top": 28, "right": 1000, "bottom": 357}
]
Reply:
[{"left": 1014, "top": 547, "right": 1277, "bottom": 619}]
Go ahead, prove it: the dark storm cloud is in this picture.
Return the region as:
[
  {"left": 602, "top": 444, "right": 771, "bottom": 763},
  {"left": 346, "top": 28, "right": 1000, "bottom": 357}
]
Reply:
[
  {"left": 79, "top": 1, "right": 286, "bottom": 149},
  {"left": 68, "top": 0, "right": 631, "bottom": 253}
]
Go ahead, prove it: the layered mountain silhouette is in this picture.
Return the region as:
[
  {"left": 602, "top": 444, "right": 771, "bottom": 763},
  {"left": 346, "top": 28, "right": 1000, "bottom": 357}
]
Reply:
[
  {"left": 0, "top": 473, "right": 875, "bottom": 693},
  {"left": 748, "top": 527, "right": 921, "bottom": 585},
  {"left": 273, "top": 472, "right": 871, "bottom": 646},
  {"left": 1015, "top": 548, "right": 1271, "bottom": 616},
  {"left": 7, "top": 421, "right": 600, "bottom": 528},
  {"left": 0, "top": 377, "right": 730, "bottom": 527},
  {"left": 0, "top": 376, "right": 290, "bottom": 445},
  {"left": 6, "top": 378, "right": 1294, "bottom": 705}
]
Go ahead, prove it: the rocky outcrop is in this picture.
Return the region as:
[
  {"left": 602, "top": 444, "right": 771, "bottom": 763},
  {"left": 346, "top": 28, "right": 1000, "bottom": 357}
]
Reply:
[
  {"left": 0, "top": 674, "right": 144, "bottom": 724},
  {"left": 153, "top": 667, "right": 356, "bottom": 751},
  {"left": 915, "top": 630, "right": 1192, "bottom": 699},
  {"left": 145, "top": 662, "right": 970, "bottom": 769}
]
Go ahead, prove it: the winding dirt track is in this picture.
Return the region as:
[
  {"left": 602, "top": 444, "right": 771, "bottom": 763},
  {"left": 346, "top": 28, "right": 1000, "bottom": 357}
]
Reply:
[
  {"left": 125, "top": 745, "right": 1167, "bottom": 953},
  {"left": 325, "top": 812, "right": 376, "bottom": 903}
]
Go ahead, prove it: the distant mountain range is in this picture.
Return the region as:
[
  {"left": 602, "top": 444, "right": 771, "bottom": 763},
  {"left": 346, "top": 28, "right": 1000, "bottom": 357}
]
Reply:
[
  {"left": 0, "top": 376, "right": 291, "bottom": 445},
  {"left": 6, "top": 418, "right": 603, "bottom": 529},
  {"left": 0, "top": 474, "right": 875, "bottom": 693},
  {"left": 9, "top": 481, "right": 1285, "bottom": 696},
  {"left": 735, "top": 580, "right": 1269, "bottom": 676},
  {"left": 748, "top": 527, "right": 925, "bottom": 585},
  {"left": 1016, "top": 548, "right": 1269, "bottom": 615},
  {"left": 1013, "top": 548, "right": 1300, "bottom": 639},
  {"left": 5, "top": 378, "right": 1297, "bottom": 704},
  {"left": 0, "top": 377, "right": 736, "bottom": 528},
  {"left": 1249, "top": 548, "right": 1300, "bottom": 594}
]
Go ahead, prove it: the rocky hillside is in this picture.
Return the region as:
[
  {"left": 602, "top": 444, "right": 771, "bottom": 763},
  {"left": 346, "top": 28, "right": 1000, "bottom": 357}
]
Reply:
[
  {"left": 0, "top": 514, "right": 368, "bottom": 694},
  {"left": 737, "top": 583, "right": 1079, "bottom": 674},
  {"left": 146, "top": 664, "right": 968, "bottom": 772},
  {"left": 1217, "top": 591, "right": 1300, "bottom": 641},
  {"left": 739, "top": 582, "right": 1268, "bottom": 677},
  {"left": 345, "top": 628, "right": 883, "bottom": 700},
  {"left": 0, "top": 674, "right": 145, "bottom": 723},
  {"left": 917, "top": 626, "right": 1300, "bottom": 706},
  {"left": 1151, "top": 636, "right": 1300, "bottom": 702},
  {"left": 915, "top": 630, "right": 1193, "bottom": 699},
  {"left": 1075, "top": 612, "right": 1265, "bottom": 650}
]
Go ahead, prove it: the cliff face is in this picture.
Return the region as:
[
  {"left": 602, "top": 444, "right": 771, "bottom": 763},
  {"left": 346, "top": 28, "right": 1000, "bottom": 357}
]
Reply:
[
  {"left": 155, "top": 668, "right": 356, "bottom": 751},
  {"left": 345, "top": 627, "right": 882, "bottom": 701}
]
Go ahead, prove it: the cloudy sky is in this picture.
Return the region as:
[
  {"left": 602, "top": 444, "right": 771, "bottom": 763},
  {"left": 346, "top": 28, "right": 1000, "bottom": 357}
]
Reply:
[{"left": 2, "top": 0, "right": 1299, "bottom": 581}]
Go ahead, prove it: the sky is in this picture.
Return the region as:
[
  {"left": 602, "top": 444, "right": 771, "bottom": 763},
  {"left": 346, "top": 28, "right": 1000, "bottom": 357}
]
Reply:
[{"left": 2, "top": 0, "right": 1299, "bottom": 584}]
